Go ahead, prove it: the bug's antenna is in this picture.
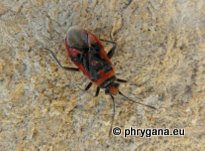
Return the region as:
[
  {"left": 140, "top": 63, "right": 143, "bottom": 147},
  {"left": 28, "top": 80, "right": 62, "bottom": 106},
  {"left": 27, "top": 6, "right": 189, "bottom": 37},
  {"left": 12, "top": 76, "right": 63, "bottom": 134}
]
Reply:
[
  {"left": 118, "top": 91, "right": 156, "bottom": 110},
  {"left": 109, "top": 95, "right": 116, "bottom": 136}
]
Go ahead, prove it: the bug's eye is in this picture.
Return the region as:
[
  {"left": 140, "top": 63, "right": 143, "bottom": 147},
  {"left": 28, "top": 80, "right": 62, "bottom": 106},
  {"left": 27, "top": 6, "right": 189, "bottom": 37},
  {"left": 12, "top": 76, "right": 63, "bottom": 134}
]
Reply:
[{"left": 91, "top": 43, "right": 101, "bottom": 52}]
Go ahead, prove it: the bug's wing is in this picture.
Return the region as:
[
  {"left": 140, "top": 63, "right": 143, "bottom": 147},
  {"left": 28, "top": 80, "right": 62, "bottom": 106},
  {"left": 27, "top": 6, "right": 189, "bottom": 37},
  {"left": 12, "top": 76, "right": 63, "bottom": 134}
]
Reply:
[
  {"left": 87, "top": 46, "right": 113, "bottom": 81},
  {"left": 66, "top": 26, "right": 89, "bottom": 50},
  {"left": 88, "top": 50, "right": 99, "bottom": 80}
]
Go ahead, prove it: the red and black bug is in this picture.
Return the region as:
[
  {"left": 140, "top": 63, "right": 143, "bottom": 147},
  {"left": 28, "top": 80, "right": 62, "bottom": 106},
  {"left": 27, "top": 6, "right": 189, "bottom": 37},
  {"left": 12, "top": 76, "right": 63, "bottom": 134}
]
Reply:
[{"left": 47, "top": 26, "right": 155, "bottom": 135}]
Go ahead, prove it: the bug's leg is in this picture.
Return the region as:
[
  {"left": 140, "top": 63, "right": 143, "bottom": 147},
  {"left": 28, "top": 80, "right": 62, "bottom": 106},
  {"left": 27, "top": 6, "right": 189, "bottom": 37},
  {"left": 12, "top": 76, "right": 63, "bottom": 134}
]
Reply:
[
  {"left": 100, "top": 39, "right": 116, "bottom": 58},
  {"left": 109, "top": 95, "right": 116, "bottom": 136},
  {"left": 116, "top": 78, "right": 127, "bottom": 83},
  {"left": 95, "top": 87, "right": 100, "bottom": 97},
  {"left": 84, "top": 82, "right": 92, "bottom": 91},
  {"left": 46, "top": 48, "right": 79, "bottom": 71}
]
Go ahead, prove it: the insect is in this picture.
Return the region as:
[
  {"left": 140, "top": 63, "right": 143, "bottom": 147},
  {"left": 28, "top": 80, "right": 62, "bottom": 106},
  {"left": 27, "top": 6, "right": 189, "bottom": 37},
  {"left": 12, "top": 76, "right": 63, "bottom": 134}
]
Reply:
[{"left": 47, "top": 26, "right": 156, "bottom": 135}]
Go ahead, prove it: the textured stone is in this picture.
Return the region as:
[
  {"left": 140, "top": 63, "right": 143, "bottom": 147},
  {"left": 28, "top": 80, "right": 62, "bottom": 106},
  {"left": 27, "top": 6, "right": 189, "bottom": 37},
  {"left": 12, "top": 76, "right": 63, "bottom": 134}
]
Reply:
[{"left": 0, "top": 0, "right": 205, "bottom": 150}]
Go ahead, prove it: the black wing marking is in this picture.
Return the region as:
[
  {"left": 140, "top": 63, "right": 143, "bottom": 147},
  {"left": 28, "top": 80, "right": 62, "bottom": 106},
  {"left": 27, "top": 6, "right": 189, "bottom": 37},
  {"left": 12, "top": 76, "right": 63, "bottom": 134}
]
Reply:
[
  {"left": 74, "top": 43, "right": 112, "bottom": 81},
  {"left": 87, "top": 43, "right": 113, "bottom": 80}
]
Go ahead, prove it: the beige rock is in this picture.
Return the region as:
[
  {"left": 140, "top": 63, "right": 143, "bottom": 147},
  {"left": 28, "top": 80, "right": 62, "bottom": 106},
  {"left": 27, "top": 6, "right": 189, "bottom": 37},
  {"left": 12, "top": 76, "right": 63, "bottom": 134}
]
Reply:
[{"left": 0, "top": 0, "right": 205, "bottom": 150}]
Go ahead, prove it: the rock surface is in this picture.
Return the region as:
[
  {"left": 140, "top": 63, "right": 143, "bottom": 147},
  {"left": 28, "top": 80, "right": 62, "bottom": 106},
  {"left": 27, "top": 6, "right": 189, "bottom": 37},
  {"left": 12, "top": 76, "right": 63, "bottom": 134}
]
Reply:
[{"left": 0, "top": 0, "right": 205, "bottom": 150}]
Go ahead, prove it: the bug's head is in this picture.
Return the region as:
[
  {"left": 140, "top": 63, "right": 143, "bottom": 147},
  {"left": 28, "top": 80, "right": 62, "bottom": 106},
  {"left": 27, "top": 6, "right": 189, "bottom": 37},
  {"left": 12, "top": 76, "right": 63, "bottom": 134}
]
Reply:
[{"left": 105, "top": 83, "right": 120, "bottom": 95}]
